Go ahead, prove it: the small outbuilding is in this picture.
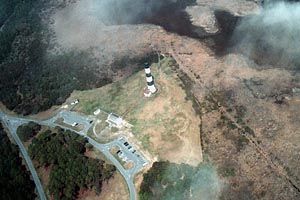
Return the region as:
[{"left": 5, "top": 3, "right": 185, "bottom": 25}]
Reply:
[
  {"left": 71, "top": 99, "right": 79, "bottom": 105},
  {"left": 93, "top": 109, "right": 101, "bottom": 116}
]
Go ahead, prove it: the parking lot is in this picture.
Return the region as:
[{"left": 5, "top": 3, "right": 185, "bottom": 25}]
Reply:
[
  {"left": 105, "top": 135, "right": 148, "bottom": 177},
  {"left": 118, "top": 136, "right": 148, "bottom": 166},
  {"left": 46, "top": 110, "right": 95, "bottom": 134}
]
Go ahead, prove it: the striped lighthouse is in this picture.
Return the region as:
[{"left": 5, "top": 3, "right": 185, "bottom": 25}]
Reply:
[{"left": 144, "top": 62, "right": 157, "bottom": 94}]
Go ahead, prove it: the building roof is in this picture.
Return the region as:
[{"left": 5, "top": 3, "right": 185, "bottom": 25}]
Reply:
[
  {"left": 93, "top": 109, "right": 101, "bottom": 115},
  {"left": 107, "top": 113, "right": 123, "bottom": 127}
]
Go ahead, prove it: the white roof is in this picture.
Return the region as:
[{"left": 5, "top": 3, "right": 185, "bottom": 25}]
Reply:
[
  {"left": 107, "top": 113, "right": 123, "bottom": 126},
  {"left": 93, "top": 109, "right": 101, "bottom": 115}
]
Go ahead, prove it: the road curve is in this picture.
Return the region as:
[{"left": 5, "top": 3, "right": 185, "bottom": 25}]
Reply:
[
  {"left": 0, "top": 111, "right": 137, "bottom": 200},
  {"left": 88, "top": 137, "right": 137, "bottom": 200},
  {"left": 0, "top": 112, "right": 47, "bottom": 200}
]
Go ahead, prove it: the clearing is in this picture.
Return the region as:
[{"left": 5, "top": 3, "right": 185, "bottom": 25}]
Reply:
[{"left": 68, "top": 57, "right": 203, "bottom": 167}]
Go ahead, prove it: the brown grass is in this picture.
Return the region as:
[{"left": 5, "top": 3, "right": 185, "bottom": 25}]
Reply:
[{"left": 68, "top": 57, "right": 203, "bottom": 167}]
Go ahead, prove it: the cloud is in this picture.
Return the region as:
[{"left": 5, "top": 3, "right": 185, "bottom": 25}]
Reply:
[
  {"left": 230, "top": 1, "right": 300, "bottom": 68},
  {"left": 51, "top": 0, "right": 157, "bottom": 57}
]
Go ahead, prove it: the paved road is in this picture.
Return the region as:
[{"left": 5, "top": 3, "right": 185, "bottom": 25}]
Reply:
[
  {"left": 0, "top": 112, "right": 47, "bottom": 200},
  {"left": 0, "top": 110, "right": 142, "bottom": 200},
  {"left": 88, "top": 138, "right": 137, "bottom": 200},
  {"left": 105, "top": 137, "right": 148, "bottom": 178},
  {"left": 45, "top": 110, "right": 94, "bottom": 134}
]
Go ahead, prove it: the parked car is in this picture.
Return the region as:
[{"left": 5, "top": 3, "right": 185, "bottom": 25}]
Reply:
[{"left": 72, "top": 122, "right": 78, "bottom": 127}]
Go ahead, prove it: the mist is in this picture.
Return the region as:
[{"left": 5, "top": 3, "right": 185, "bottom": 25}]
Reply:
[
  {"left": 190, "top": 164, "right": 223, "bottom": 200},
  {"left": 140, "top": 161, "right": 223, "bottom": 200},
  {"left": 51, "top": 0, "right": 200, "bottom": 52},
  {"left": 52, "top": 0, "right": 155, "bottom": 52},
  {"left": 230, "top": 0, "right": 300, "bottom": 69}
]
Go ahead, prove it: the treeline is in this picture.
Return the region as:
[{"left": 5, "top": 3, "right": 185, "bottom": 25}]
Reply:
[
  {"left": 17, "top": 121, "right": 41, "bottom": 142},
  {"left": 0, "top": 0, "right": 39, "bottom": 62},
  {"left": 139, "top": 161, "right": 220, "bottom": 200},
  {"left": 0, "top": 122, "right": 36, "bottom": 200},
  {"left": 28, "top": 128, "right": 116, "bottom": 199},
  {"left": 0, "top": 0, "right": 112, "bottom": 115},
  {"left": 0, "top": 0, "right": 159, "bottom": 115},
  {"left": 0, "top": 0, "right": 20, "bottom": 26}
]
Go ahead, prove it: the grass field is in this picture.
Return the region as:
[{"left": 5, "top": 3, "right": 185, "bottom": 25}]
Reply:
[{"left": 68, "top": 57, "right": 202, "bottom": 166}]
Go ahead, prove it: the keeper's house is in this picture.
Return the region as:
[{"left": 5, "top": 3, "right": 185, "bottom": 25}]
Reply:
[{"left": 106, "top": 113, "right": 124, "bottom": 128}]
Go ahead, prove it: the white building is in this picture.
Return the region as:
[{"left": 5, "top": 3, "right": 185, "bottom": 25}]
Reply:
[
  {"left": 71, "top": 99, "right": 79, "bottom": 105},
  {"left": 93, "top": 109, "right": 101, "bottom": 116},
  {"left": 106, "top": 113, "right": 124, "bottom": 128}
]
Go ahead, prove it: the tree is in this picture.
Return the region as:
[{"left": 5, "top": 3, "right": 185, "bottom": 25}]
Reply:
[
  {"left": 0, "top": 123, "right": 36, "bottom": 199},
  {"left": 28, "top": 129, "right": 116, "bottom": 198},
  {"left": 17, "top": 121, "right": 41, "bottom": 142}
]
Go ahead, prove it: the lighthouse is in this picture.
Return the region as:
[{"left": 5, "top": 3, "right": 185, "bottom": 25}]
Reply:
[{"left": 144, "top": 62, "right": 157, "bottom": 96}]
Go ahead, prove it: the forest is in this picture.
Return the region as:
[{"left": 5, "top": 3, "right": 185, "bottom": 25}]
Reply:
[
  {"left": 0, "top": 0, "right": 20, "bottom": 26},
  {"left": 0, "top": 0, "right": 111, "bottom": 115},
  {"left": 0, "top": 122, "right": 36, "bottom": 200},
  {"left": 17, "top": 121, "right": 41, "bottom": 142},
  {"left": 0, "top": 0, "right": 158, "bottom": 115},
  {"left": 139, "top": 161, "right": 220, "bottom": 200},
  {"left": 28, "top": 127, "right": 116, "bottom": 199}
]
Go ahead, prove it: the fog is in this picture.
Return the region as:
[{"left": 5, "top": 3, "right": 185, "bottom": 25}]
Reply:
[
  {"left": 51, "top": 0, "right": 157, "bottom": 53},
  {"left": 148, "top": 162, "right": 223, "bottom": 200},
  {"left": 189, "top": 164, "right": 223, "bottom": 200},
  {"left": 231, "top": 0, "right": 300, "bottom": 68},
  {"left": 51, "top": 0, "right": 200, "bottom": 52},
  {"left": 86, "top": 0, "right": 164, "bottom": 25}
]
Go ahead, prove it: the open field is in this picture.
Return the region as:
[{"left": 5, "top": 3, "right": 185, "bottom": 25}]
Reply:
[{"left": 69, "top": 57, "right": 203, "bottom": 167}]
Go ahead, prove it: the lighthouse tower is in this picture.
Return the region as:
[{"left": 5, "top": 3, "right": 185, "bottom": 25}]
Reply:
[{"left": 144, "top": 62, "right": 157, "bottom": 96}]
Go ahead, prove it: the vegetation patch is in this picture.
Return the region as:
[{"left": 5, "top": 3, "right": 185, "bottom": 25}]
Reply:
[
  {"left": 0, "top": 0, "right": 104, "bottom": 115},
  {"left": 219, "top": 165, "right": 236, "bottom": 177},
  {"left": 244, "top": 126, "right": 255, "bottom": 137},
  {"left": 17, "top": 121, "right": 41, "bottom": 142},
  {"left": 0, "top": 122, "right": 36, "bottom": 200},
  {"left": 139, "top": 161, "right": 221, "bottom": 200},
  {"left": 28, "top": 127, "right": 116, "bottom": 199},
  {"left": 0, "top": 0, "right": 158, "bottom": 115}
]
